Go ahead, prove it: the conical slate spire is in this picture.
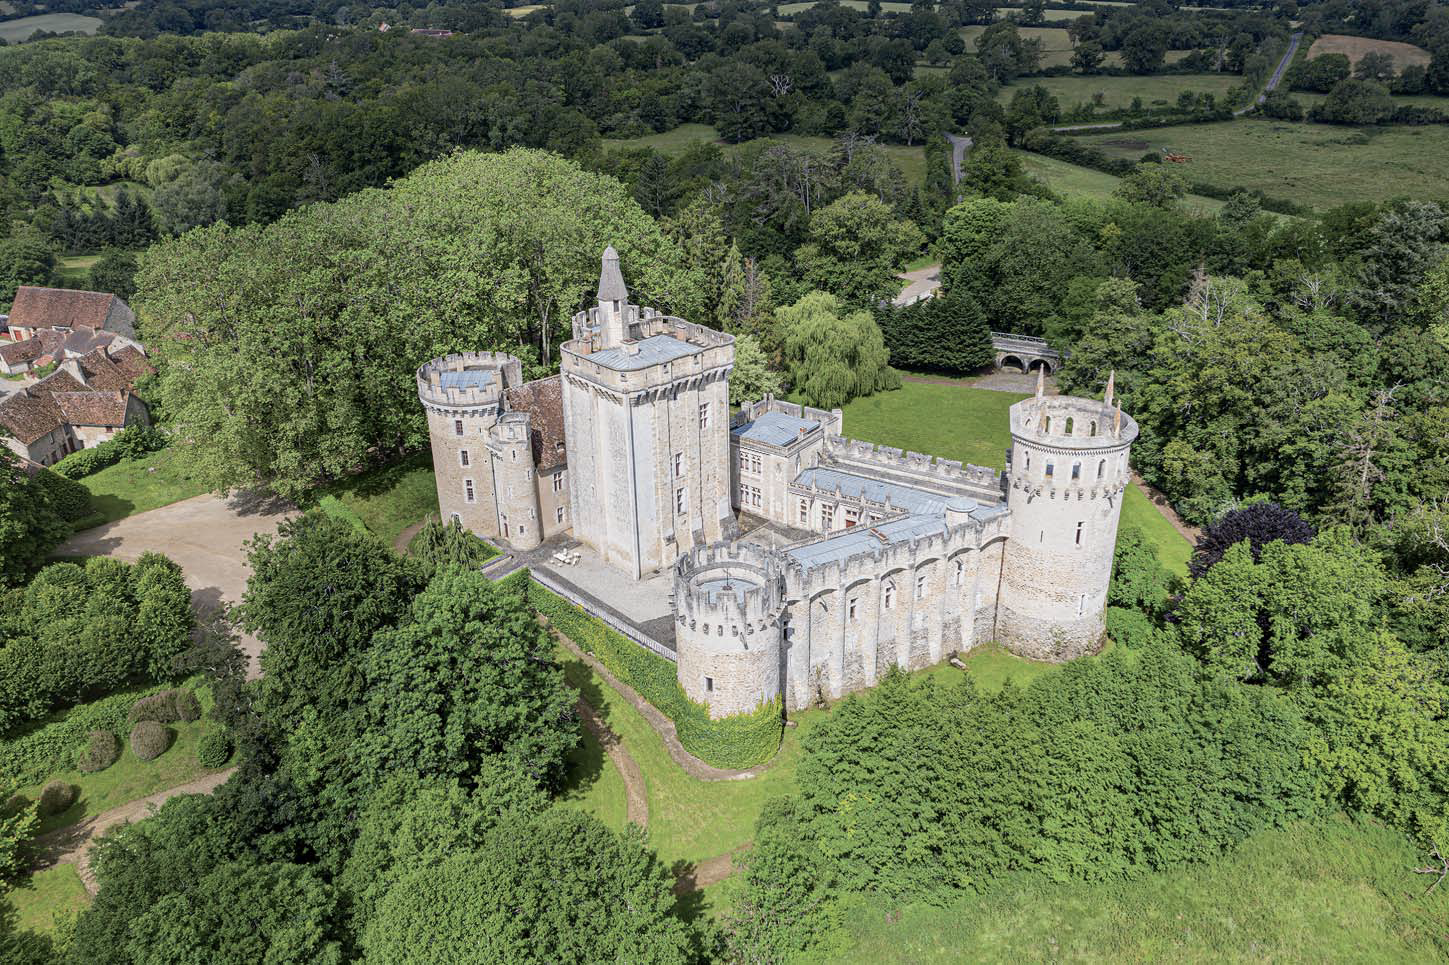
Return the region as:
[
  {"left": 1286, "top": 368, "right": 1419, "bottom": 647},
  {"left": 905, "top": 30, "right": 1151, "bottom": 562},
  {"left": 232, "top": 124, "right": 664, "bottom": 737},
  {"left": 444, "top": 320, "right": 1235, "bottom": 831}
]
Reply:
[
  {"left": 597, "top": 246, "right": 629, "bottom": 303},
  {"left": 1104, "top": 369, "right": 1115, "bottom": 406}
]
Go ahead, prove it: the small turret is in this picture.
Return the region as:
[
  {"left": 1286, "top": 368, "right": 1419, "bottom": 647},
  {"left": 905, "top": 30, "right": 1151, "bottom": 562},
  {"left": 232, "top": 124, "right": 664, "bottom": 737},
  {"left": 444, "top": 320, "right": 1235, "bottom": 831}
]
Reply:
[{"left": 597, "top": 246, "right": 629, "bottom": 348}]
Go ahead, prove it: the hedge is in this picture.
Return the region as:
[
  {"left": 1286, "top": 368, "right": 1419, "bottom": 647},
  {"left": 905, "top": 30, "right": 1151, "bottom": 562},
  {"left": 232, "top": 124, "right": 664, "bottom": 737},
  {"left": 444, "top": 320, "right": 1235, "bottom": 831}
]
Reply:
[
  {"left": 77, "top": 730, "right": 121, "bottom": 773},
  {"left": 51, "top": 425, "right": 167, "bottom": 480},
  {"left": 196, "top": 728, "right": 233, "bottom": 768},
  {"left": 37, "top": 780, "right": 76, "bottom": 818},
  {"left": 519, "top": 572, "right": 783, "bottom": 769},
  {"left": 129, "top": 721, "right": 172, "bottom": 761},
  {"left": 0, "top": 679, "right": 202, "bottom": 787}
]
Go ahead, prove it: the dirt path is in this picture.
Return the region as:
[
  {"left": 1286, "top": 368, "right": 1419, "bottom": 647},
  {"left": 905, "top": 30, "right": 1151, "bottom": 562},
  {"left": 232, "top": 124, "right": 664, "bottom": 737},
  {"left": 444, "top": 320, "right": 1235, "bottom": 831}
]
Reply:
[
  {"left": 674, "top": 847, "right": 746, "bottom": 895},
  {"left": 577, "top": 697, "right": 648, "bottom": 828},
  {"left": 550, "top": 627, "right": 777, "bottom": 782},
  {"left": 29, "top": 768, "right": 237, "bottom": 895},
  {"left": 393, "top": 519, "right": 425, "bottom": 556},
  {"left": 1131, "top": 471, "right": 1201, "bottom": 545}
]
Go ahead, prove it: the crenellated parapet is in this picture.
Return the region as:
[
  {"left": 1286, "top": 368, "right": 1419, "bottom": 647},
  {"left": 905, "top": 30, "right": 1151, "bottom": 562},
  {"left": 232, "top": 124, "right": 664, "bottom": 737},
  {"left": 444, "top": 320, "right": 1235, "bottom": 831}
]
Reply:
[
  {"left": 821, "top": 435, "right": 1003, "bottom": 501},
  {"left": 416, "top": 352, "right": 523, "bottom": 414}
]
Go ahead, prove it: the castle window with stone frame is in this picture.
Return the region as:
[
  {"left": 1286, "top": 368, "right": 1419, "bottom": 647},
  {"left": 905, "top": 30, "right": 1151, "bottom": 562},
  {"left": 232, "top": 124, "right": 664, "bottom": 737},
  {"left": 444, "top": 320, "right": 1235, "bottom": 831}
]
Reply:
[
  {"left": 705, "top": 676, "right": 714, "bottom": 694},
  {"left": 556, "top": 506, "right": 565, "bottom": 524},
  {"left": 953, "top": 559, "right": 964, "bottom": 586},
  {"left": 1090, "top": 421, "right": 1098, "bottom": 436},
  {"left": 821, "top": 504, "right": 835, "bottom": 529},
  {"left": 674, "top": 452, "right": 684, "bottom": 478},
  {"left": 553, "top": 471, "right": 566, "bottom": 493},
  {"left": 464, "top": 479, "right": 475, "bottom": 503},
  {"left": 459, "top": 449, "right": 470, "bottom": 468},
  {"left": 883, "top": 582, "right": 896, "bottom": 609},
  {"left": 675, "top": 488, "right": 688, "bottom": 515},
  {"left": 1098, "top": 459, "right": 1106, "bottom": 479},
  {"left": 699, "top": 402, "right": 710, "bottom": 430},
  {"left": 1072, "top": 462, "right": 1081, "bottom": 480},
  {"left": 454, "top": 419, "right": 464, "bottom": 436},
  {"left": 915, "top": 573, "right": 926, "bottom": 598},
  {"left": 1075, "top": 521, "right": 1084, "bottom": 546},
  {"left": 848, "top": 597, "right": 858, "bottom": 622},
  {"left": 1045, "top": 460, "right": 1054, "bottom": 478},
  {"left": 1065, "top": 416, "right": 1075, "bottom": 435}
]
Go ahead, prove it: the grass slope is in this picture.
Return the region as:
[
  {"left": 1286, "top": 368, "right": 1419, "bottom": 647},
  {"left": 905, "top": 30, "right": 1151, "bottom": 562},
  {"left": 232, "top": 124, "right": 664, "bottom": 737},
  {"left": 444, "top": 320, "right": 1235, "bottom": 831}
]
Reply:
[
  {"left": 1016, "top": 151, "right": 1226, "bottom": 213},
  {"left": 837, "top": 382, "right": 1191, "bottom": 573},
  {"left": 844, "top": 816, "right": 1449, "bottom": 963},
  {"left": 1075, "top": 119, "right": 1449, "bottom": 211},
  {"left": 4, "top": 866, "right": 89, "bottom": 937},
  {"left": 999, "top": 72, "right": 1241, "bottom": 112},
  {"left": 77, "top": 447, "right": 210, "bottom": 528},
  {"left": 559, "top": 722, "right": 630, "bottom": 833},
  {"left": 0, "top": 12, "right": 100, "bottom": 42},
  {"left": 311, "top": 453, "right": 440, "bottom": 548}
]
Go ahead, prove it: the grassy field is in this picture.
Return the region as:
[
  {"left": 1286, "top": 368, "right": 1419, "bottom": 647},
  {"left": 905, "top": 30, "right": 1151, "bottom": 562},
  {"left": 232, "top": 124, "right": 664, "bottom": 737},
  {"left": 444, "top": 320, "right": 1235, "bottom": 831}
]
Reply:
[
  {"left": 559, "top": 722, "right": 630, "bottom": 833},
  {"left": 0, "top": 12, "right": 101, "bottom": 42},
  {"left": 77, "top": 447, "right": 210, "bottom": 528},
  {"left": 844, "top": 816, "right": 1449, "bottom": 963},
  {"left": 836, "top": 382, "right": 1192, "bottom": 572},
  {"left": 1308, "top": 33, "right": 1431, "bottom": 69},
  {"left": 312, "top": 453, "right": 440, "bottom": 548},
  {"left": 1074, "top": 119, "right": 1449, "bottom": 210},
  {"left": 1016, "top": 151, "right": 1227, "bottom": 214},
  {"left": 601, "top": 125, "right": 929, "bottom": 186},
  {"left": 999, "top": 73, "right": 1241, "bottom": 112},
  {"left": 54, "top": 253, "right": 100, "bottom": 287},
  {"left": 4, "top": 866, "right": 89, "bottom": 937}
]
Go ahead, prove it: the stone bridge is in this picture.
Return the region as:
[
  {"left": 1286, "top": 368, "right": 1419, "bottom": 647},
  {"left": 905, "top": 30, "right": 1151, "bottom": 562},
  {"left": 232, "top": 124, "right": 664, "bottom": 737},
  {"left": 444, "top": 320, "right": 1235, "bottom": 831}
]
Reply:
[{"left": 991, "top": 332, "right": 1063, "bottom": 374}]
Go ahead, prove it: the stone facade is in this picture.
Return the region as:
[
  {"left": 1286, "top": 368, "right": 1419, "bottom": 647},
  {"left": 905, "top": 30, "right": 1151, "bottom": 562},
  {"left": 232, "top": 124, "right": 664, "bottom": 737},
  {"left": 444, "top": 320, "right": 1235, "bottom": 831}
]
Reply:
[{"left": 421, "top": 249, "right": 1136, "bottom": 721}]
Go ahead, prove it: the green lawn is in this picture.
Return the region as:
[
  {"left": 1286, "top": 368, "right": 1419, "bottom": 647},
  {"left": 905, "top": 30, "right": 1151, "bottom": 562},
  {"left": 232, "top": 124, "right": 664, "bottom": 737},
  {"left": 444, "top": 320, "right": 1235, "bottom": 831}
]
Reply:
[
  {"left": 0, "top": 11, "right": 100, "bottom": 42},
  {"left": 559, "top": 722, "right": 630, "bottom": 833},
  {"left": 1074, "top": 118, "right": 1449, "bottom": 211},
  {"left": 311, "top": 453, "right": 440, "bottom": 548},
  {"left": 4, "top": 866, "right": 89, "bottom": 937},
  {"left": 1000, "top": 72, "right": 1241, "bottom": 113},
  {"left": 77, "top": 447, "right": 210, "bottom": 528},
  {"left": 16, "top": 713, "right": 231, "bottom": 836},
  {"left": 844, "top": 816, "right": 1449, "bottom": 963},
  {"left": 54, "top": 252, "right": 101, "bottom": 287},
  {"left": 836, "top": 382, "right": 1192, "bottom": 573},
  {"left": 1015, "top": 151, "right": 1227, "bottom": 213}
]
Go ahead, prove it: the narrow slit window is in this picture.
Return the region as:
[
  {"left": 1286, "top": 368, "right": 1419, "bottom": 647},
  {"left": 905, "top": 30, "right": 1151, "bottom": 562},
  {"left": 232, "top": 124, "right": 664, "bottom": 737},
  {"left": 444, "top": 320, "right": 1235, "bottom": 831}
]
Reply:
[
  {"left": 1075, "top": 521, "right": 1084, "bottom": 546},
  {"left": 1098, "top": 459, "right": 1106, "bottom": 479},
  {"left": 1071, "top": 462, "right": 1081, "bottom": 480}
]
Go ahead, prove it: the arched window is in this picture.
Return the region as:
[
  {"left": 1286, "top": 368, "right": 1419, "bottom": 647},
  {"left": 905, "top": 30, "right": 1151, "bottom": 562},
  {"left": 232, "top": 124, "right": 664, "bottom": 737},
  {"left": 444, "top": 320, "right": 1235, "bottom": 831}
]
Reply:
[
  {"left": 1097, "top": 458, "right": 1106, "bottom": 479},
  {"left": 1044, "top": 416, "right": 1052, "bottom": 433},
  {"left": 1045, "top": 461, "right": 1054, "bottom": 478},
  {"left": 953, "top": 559, "right": 965, "bottom": 586},
  {"left": 1065, "top": 416, "right": 1074, "bottom": 435},
  {"left": 1090, "top": 421, "right": 1097, "bottom": 436},
  {"left": 1071, "top": 462, "right": 1081, "bottom": 480}
]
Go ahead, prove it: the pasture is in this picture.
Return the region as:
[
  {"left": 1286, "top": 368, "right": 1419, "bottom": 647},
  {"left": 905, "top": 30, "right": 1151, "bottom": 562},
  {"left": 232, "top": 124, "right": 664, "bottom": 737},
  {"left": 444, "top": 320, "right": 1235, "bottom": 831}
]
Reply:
[
  {"left": 999, "top": 72, "right": 1241, "bottom": 112},
  {"left": 0, "top": 12, "right": 101, "bottom": 42},
  {"left": 1307, "top": 33, "right": 1431, "bottom": 69},
  {"left": 1075, "top": 119, "right": 1449, "bottom": 210}
]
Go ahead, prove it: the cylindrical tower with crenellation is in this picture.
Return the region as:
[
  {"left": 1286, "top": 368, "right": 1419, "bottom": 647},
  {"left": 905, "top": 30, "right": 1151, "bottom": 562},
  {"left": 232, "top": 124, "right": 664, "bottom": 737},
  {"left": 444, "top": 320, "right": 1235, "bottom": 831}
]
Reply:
[
  {"left": 674, "top": 543, "right": 785, "bottom": 719},
  {"left": 997, "top": 380, "right": 1138, "bottom": 661}
]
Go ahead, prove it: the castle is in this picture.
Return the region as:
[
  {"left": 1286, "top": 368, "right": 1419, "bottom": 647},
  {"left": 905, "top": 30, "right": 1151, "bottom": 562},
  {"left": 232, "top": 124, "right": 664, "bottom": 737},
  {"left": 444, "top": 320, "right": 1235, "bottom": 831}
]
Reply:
[{"left": 418, "top": 248, "right": 1138, "bottom": 718}]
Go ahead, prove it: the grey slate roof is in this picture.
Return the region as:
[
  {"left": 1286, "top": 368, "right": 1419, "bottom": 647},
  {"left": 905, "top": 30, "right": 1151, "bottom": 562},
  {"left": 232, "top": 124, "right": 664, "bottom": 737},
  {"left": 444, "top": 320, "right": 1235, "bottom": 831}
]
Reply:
[
  {"left": 597, "top": 246, "right": 629, "bottom": 302},
  {"left": 793, "top": 467, "right": 948, "bottom": 517},
  {"left": 439, "top": 369, "right": 495, "bottom": 391},
  {"left": 731, "top": 410, "right": 820, "bottom": 447},
  {"left": 786, "top": 514, "right": 947, "bottom": 571},
  {"left": 589, "top": 334, "right": 699, "bottom": 371}
]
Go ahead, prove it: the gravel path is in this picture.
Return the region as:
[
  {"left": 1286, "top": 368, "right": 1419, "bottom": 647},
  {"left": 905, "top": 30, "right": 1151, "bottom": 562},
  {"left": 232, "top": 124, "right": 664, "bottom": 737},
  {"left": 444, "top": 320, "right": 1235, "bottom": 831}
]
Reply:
[
  {"left": 1131, "top": 471, "right": 1202, "bottom": 544},
  {"left": 576, "top": 697, "right": 649, "bottom": 827},
  {"left": 29, "top": 768, "right": 237, "bottom": 895},
  {"left": 393, "top": 519, "right": 426, "bottom": 556}
]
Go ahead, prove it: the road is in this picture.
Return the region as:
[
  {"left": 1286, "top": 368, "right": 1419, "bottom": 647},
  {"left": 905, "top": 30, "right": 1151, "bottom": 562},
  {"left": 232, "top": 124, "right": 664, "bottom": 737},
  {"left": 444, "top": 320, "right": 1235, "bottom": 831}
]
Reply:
[
  {"left": 1235, "top": 30, "right": 1303, "bottom": 115},
  {"left": 946, "top": 132, "right": 972, "bottom": 184},
  {"left": 57, "top": 492, "right": 297, "bottom": 678}
]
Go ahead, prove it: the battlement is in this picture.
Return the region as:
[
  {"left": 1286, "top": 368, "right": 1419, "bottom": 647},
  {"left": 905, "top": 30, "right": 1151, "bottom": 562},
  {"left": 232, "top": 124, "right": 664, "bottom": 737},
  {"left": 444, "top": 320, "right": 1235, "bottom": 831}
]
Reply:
[
  {"left": 822, "top": 435, "right": 1002, "bottom": 497},
  {"left": 417, "top": 352, "right": 522, "bottom": 411},
  {"left": 1009, "top": 394, "right": 1138, "bottom": 450},
  {"left": 674, "top": 542, "right": 784, "bottom": 641},
  {"left": 733, "top": 395, "right": 843, "bottom": 439},
  {"left": 487, "top": 410, "right": 531, "bottom": 449}
]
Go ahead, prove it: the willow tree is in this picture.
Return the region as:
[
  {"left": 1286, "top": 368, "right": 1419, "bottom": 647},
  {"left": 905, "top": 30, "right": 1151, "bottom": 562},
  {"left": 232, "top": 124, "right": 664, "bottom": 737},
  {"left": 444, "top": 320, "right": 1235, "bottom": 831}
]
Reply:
[
  {"left": 135, "top": 149, "right": 706, "bottom": 498},
  {"left": 777, "top": 291, "right": 899, "bottom": 409}
]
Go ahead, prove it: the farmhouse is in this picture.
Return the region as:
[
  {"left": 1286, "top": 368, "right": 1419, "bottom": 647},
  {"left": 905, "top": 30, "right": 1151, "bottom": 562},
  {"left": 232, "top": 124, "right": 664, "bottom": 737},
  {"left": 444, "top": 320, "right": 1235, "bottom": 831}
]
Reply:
[
  {"left": 419, "top": 249, "right": 1137, "bottom": 719},
  {"left": 0, "top": 344, "right": 154, "bottom": 465}
]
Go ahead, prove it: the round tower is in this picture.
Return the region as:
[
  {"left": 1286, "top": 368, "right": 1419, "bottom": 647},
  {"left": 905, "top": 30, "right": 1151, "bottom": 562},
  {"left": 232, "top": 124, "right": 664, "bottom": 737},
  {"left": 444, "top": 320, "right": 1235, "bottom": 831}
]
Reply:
[
  {"left": 674, "top": 543, "right": 785, "bottom": 719},
  {"left": 416, "top": 352, "right": 524, "bottom": 540},
  {"left": 488, "top": 412, "right": 543, "bottom": 551},
  {"left": 997, "top": 383, "right": 1138, "bottom": 661}
]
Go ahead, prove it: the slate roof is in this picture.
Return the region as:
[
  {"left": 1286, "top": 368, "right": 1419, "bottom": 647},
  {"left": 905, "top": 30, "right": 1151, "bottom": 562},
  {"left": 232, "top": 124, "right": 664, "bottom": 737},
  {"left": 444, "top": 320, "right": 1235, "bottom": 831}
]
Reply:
[
  {"left": 792, "top": 467, "right": 949, "bottom": 517},
  {"left": 440, "top": 369, "right": 495, "bottom": 391},
  {"left": 589, "top": 334, "right": 699, "bottom": 372},
  {"left": 597, "top": 246, "right": 629, "bottom": 302},
  {"left": 10, "top": 287, "right": 124, "bottom": 333},
  {"left": 732, "top": 410, "right": 820, "bottom": 448},
  {"left": 504, "top": 375, "right": 567, "bottom": 472}
]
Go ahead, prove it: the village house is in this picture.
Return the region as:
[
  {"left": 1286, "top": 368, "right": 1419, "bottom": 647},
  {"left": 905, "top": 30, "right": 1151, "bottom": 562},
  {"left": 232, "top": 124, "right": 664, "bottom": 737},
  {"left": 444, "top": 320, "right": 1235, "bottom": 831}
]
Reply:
[
  {"left": 0, "top": 287, "right": 141, "bottom": 375},
  {"left": 0, "top": 344, "right": 154, "bottom": 465}
]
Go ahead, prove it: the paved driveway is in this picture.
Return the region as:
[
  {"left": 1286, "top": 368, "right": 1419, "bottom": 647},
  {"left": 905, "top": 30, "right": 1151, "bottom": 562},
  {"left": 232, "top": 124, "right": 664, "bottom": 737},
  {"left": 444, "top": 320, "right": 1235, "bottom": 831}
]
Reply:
[{"left": 58, "top": 492, "right": 297, "bottom": 678}]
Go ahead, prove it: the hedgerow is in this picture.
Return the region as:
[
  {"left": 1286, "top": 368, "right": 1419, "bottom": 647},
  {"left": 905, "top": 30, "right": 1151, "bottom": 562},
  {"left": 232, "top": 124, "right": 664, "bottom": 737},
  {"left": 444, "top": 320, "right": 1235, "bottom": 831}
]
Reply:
[
  {"left": 51, "top": 425, "right": 167, "bottom": 479},
  {"left": 520, "top": 572, "right": 782, "bottom": 769}
]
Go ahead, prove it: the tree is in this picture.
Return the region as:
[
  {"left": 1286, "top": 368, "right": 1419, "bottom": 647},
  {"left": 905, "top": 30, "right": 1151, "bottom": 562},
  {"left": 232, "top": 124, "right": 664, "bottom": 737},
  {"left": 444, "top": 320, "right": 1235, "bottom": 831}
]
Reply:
[
  {"left": 729, "top": 333, "right": 786, "bottom": 406},
  {"left": 1072, "top": 40, "right": 1105, "bottom": 74},
  {"left": 1109, "top": 526, "right": 1172, "bottom": 613},
  {"left": 1113, "top": 166, "right": 1187, "bottom": 209},
  {"left": 362, "top": 810, "right": 694, "bottom": 964},
  {"left": 725, "top": 798, "right": 842, "bottom": 963},
  {"left": 0, "top": 234, "right": 55, "bottom": 305},
  {"left": 878, "top": 288, "right": 993, "bottom": 374},
  {"left": 0, "top": 787, "right": 37, "bottom": 882},
  {"left": 0, "top": 445, "right": 70, "bottom": 588},
  {"left": 1311, "top": 78, "right": 1395, "bottom": 124},
  {"left": 362, "top": 566, "right": 578, "bottom": 791},
  {"left": 240, "top": 513, "right": 422, "bottom": 732},
  {"left": 631, "top": 0, "right": 665, "bottom": 30},
  {"left": 1354, "top": 51, "right": 1397, "bottom": 83},
  {"left": 957, "top": 138, "right": 1036, "bottom": 200},
  {"left": 778, "top": 291, "right": 899, "bottom": 408},
  {"left": 1351, "top": 200, "right": 1446, "bottom": 332},
  {"left": 125, "top": 858, "right": 343, "bottom": 965},
  {"left": 1188, "top": 501, "right": 1315, "bottom": 578},
  {"left": 1121, "top": 23, "right": 1169, "bottom": 74},
  {"left": 1004, "top": 85, "right": 1059, "bottom": 143},
  {"left": 137, "top": 150, "right": 705, "bottom": 499},
  {"left": 147, "top": 158, "right": 233, "bottom": 237},
  {"left": 87, "top": 247, "right": 139, "bottom": 301},
  {"left": 794, "top": 191, "right": 923, "bottom": 306},
  {"left": 1289, "top": 52, "right": 1350, "bottom": 92}
]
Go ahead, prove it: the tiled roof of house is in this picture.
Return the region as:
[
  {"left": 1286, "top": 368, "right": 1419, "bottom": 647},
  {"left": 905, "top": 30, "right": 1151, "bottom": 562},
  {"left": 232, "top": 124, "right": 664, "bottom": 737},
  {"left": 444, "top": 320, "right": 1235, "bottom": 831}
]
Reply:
[
  {"left": 63, "top": 329, "right": 118, "bottom": 357},
  {"left": 76, "top": 349, "right": 131, "bottom": 391},
  {"left": 9, "top": 286, "right": 123, "bottom": 333},
  {"left": 0, "top": 370, "right": 85, "bottom": 444},
  {"left": 55, "top": 390, "right": 130, "bottom": 428},
  {"left": 0, "top": 330, "right": 63, "bottom": 366},
  {"left": 107, "top": 345, "right": 154, "bottom": 381},
  {"left": 504, "top": 375, "right": 567, "bottom": 472}
]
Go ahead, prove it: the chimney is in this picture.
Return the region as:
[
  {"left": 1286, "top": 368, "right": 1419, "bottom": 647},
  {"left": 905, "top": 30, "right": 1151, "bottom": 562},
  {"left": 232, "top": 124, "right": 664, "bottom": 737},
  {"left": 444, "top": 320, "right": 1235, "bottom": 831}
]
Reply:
[
  {"left": 1104, "top": 369, "right": 1115, "bottom": 407},
  {"left": 596, "top": 246, "right": 630, "bottom": 349}
]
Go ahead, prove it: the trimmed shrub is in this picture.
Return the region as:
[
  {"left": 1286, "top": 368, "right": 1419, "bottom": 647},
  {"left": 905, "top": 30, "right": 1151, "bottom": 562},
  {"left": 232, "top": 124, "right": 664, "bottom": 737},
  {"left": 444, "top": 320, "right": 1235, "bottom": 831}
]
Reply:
[
  {"left": 52, "top": 425, "right": 166, "bottom": 480},
  {"left": 196, "top": 728, "right": 233, "bottom": 768},
  {"left": 76, "top": 730, "right": 122, "bottom": 773},
  {"left": 1106, "top": 606, "right": 1159, "bottom": 650},
  {"left": 525, "top": 574, "right": 783, "bottom": 769},
  {"left": 29, "top": 468, "right": 94, "bottom": 523},
  {"left": 37, "top": 780, "right": 76, "bottom": 818},
  {"left": 127, "top": 690, "right": 180, "bottom": 726},
  {"left": 129, "top": 720, "right": 172, "bottom": 761},
  {"left": 173, "top": 689, "right": 202, "bottom": 723}
]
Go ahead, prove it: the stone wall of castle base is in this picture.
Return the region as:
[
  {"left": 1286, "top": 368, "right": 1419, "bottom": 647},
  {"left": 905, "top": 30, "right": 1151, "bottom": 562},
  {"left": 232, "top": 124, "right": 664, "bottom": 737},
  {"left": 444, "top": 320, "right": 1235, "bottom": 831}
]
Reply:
[
  {"left": 996, "top": 607, "right": 1105, "bottom": 662},
  {"left": 678, "top": 637, "right": 781, "bottom": 720}
]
